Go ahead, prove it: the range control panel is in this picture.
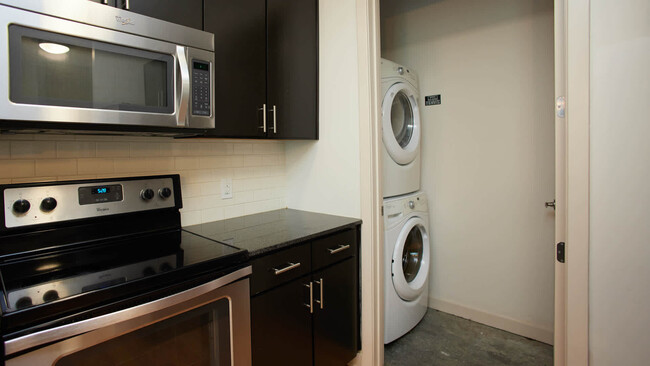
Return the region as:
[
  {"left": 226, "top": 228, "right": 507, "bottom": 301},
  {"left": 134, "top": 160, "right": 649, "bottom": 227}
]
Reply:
[
  {"left": 191, "top": 60, "right": 211, "bottom": 116},
  {"left": 2, "top": 177, "right": 176, "bottom": 229}
]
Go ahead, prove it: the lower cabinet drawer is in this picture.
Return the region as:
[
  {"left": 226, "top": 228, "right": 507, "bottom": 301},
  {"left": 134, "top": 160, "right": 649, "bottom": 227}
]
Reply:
[
  {"left": 250, "top": 244, "right": 311, "bottom": 295},
  {"left": 311, "top": 229, "right": 357, "bottom": 271}
]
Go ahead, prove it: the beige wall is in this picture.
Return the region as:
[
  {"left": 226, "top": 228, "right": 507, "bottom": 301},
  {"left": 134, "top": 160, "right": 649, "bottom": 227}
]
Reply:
[
  {"left": 0, "top": 135, "right": 286, "bottom": 226},
  {"left": 285, "top": 0, "right": 361, "bottom": 218},
  {"left": 589, "top": 0, "right": 650, "bottom": 363},
  {"left": 382, "top": 0, "right": 555, "bottom": 342}
]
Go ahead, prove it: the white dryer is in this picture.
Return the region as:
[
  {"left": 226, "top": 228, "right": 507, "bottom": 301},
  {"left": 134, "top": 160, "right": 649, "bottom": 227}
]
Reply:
[
  {"left": 381, "top": 58, "right": 421, "bottom": 198},
  {"left": 384, "top": 191, "right": 430, "bottom": 344}
]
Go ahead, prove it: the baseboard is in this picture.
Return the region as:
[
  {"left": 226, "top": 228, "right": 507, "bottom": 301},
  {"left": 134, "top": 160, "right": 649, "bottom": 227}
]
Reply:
[{"left": 428, "top": 297, "right": 554, "bottom": 345}]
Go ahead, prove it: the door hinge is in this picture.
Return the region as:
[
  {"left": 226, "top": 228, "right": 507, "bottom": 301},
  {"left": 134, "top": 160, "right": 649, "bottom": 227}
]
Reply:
[
  {"left": 381, "top": 205, "right": 384, "bottom": 216},
  {"left": 557, "top": 242, "right": 565, "bottom": 263}
]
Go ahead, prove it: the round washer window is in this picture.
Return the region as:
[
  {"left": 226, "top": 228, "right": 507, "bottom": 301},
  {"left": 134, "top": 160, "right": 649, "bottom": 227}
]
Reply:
[
  {"left": 390, "top": 91, "right": 414, "bottom": 148},
  {"left": 402, "top": 225, "right": 424, "bottom": 283}
]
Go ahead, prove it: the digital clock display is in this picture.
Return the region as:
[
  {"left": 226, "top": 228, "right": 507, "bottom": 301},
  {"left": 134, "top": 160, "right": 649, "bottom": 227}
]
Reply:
[{"left": 91, "top": 187, "right": 110, "bottom": 195}]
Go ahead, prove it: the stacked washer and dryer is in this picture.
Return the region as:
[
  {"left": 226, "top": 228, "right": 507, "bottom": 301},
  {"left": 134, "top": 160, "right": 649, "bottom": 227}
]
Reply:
[{"left": 381, "top": 58, "right": 431, "bottom": 344}]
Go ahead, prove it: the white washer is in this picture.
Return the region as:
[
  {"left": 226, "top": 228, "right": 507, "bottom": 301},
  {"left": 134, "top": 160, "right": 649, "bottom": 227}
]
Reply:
[
  {"left": 384, "top": 191, "right": 430, "bottom": 344},
  {"left": 381, "top": 58, "right": 421, "bottom": 198}
]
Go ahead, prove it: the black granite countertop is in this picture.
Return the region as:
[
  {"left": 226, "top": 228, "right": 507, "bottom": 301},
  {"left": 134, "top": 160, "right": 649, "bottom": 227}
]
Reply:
[{"left": 183, "top": 209, "right": 362, "bottom": 258}]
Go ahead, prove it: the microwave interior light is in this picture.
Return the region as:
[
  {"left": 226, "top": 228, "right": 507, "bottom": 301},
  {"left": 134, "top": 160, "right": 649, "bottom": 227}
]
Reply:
[{"left": 39, "top": 42, "right": 70, "bottom": 55}]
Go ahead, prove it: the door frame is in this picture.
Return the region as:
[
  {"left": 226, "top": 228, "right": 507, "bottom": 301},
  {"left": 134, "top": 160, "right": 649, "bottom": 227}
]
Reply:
[
  {"left": 563, "top": 0, "right": 590, "bottom": 364},
  {"left": 356, "top": 0, "right": 591, "bottom": 365},
  {"left": 356, "top": 0, "right": 384, "bottom": 365}
]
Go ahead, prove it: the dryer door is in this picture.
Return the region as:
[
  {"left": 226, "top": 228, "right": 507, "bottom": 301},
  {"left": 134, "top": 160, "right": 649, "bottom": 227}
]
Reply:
[
  {"left": 382, "top": 82, "right": 421, "bottom": 165},
  {"left": 392, "top": 216, "right": 430, "bottom": 301}
]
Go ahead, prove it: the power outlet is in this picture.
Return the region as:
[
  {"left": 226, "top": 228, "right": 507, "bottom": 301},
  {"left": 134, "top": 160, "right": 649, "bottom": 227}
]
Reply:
[{"left": 221, "top": 178, "right": 233, "bottom": 199}]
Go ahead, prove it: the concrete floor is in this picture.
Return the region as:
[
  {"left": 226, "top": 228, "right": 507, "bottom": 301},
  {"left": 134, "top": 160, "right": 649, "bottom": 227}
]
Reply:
[{"left": 384, "top": 309, "right": 553, "bottom": 366}]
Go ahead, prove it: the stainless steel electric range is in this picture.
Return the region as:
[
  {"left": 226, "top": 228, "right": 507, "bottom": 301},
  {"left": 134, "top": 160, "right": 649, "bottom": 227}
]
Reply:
[{"left": 0, "top": 175, "right": 251, "bottom": 366}]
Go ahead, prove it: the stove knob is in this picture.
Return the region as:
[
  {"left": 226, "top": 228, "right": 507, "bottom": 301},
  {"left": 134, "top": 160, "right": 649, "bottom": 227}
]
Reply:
[
  {"left": 159, "top": 187, "right": 172, "bottom": 199},
  {"left": 15, "top": 296, "right": 33, "bottom": 309},
  {"left": 40, "top": 197, "right": 58, "bottom": 212},
  {"left": 43, "top": 290, "right": 59, "bottom": 303},
  {"left": 140, "top": 188, "right": 155, "bottom": 201},
  {"left": 408, "top": 201, "right": 415, "bottom": 209},
  {"left": 159, "top": 262, "right": 173, "bottom": 272},
  {"left": 12, "top": 199, "right": 31, "bottom": 215}
]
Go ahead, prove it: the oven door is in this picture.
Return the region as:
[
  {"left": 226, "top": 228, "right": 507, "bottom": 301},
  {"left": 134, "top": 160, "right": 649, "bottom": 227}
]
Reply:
[
  {"left": 4, "top": 267, "right": 251, "bottom": 366},
  {"left": 0, "top": 5, "right": 214, "bottom": 131}
]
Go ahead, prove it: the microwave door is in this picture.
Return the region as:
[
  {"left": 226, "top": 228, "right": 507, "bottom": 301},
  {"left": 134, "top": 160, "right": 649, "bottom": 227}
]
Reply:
[{"left": 0, "top": 5, "right": 213, "bottom": 131}]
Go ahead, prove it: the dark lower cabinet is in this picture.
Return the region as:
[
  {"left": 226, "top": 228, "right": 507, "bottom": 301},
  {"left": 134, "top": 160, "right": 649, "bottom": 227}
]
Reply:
[
  {"left": 251, "top": 275, "right": 313, "bottom": 366},
  {"left": 250, "top": 228, "right": 359, "bottom": 365},
  {"left": 313, "top": 258, "right": 358, "bottom": 366}
]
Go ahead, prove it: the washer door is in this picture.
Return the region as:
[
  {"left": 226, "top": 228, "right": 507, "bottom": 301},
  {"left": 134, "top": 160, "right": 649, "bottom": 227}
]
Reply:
[
  {"left": 392, "top": 217, "right": 430, "bottom": 301},
  {"left": 382, "top": 82, "right": 421, "bottom": 165}
]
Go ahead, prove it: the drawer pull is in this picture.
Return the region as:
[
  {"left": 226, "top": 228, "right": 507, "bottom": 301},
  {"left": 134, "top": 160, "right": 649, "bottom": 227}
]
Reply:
[
  {"left": 327, "top": 244, "right": 350, "bottom": 255},
  {"left": 272, "top": 262, "right": 301, "bottom": 275}
]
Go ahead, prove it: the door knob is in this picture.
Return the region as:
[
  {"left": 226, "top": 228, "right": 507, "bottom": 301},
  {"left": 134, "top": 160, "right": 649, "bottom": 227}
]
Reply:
[{"left": 545, "top": 200, "right": 556, "bottom": 210}]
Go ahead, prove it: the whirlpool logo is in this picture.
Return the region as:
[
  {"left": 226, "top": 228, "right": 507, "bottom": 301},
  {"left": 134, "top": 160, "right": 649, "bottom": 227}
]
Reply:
[
  {"left": 115, "top": 16, "right": 135, "bottom": 26},
  {"left": 96, "top": 207, "right": 109, "bottom": 212}
]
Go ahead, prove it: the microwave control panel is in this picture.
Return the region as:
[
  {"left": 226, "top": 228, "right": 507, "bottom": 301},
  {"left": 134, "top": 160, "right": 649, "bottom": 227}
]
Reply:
[{"left": 191, "top": 60, "right": 211, "bottom": 116}]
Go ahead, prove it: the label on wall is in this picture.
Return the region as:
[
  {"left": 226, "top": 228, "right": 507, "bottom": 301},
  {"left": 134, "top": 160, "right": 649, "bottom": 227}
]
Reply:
[{"left": 425, "top": 95, "right": 441, "bottom": 106}]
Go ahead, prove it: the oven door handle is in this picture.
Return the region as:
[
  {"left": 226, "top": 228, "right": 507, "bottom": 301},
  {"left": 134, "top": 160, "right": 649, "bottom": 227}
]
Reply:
[{"left": 4, "top": 265, "right": 252, "bottom": 358}]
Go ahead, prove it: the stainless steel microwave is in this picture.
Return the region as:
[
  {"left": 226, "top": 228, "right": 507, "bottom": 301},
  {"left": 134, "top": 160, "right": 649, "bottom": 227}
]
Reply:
[{"left": 0, "top": 0, "right": 214, "bottom": 136}]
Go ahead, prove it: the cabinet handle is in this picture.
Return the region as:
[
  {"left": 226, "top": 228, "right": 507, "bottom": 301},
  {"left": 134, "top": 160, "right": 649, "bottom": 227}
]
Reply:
[
  {"left": 124, "top": 0, "right": 130, "bottom": 10},
  {"left": 272, "top": 262, "right": 300, "bottom": 275},
  {"left": 258, "top": 104, "right": 267, "bottom": 133},
  {"left": 272, "top": 105, "right": 277, "bottom": 134},
  {"left": 101, "top": 0, "right": 108, "bottom": 4},
  {"left": 304, "top": 282, "right": 314, "bottom": 313},
  {"left": 314, "top": 278, "right": 324, "bottom": 309},
  {"left": 327, "top": 244, "right": 350, "bottom": 255}
]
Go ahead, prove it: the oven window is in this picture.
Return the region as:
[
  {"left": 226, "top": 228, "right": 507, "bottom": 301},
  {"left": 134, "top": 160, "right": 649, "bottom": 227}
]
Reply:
[
  {"left": 8, "top": 25, "right": 174, "bottom": 114},
  {"left": 55, "top": 298, "right": 231, "bottom": 366}
]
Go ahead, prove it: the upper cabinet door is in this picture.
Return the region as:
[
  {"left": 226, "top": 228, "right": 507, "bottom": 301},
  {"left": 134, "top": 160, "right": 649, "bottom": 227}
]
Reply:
[
  {"left": 267, "top": 0, "right": 318, "bottom": 139},
  {"left": 204, "top": 0, "right": 267, "bottom": 138},
  {"left": 119, "top": 0, "right": 203, "bottom": 30}
]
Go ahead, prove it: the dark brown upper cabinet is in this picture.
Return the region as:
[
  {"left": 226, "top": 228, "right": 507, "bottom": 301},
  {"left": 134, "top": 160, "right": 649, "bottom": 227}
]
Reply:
[
  {"left": 92, "top": 0, "right": 203, "bottom": 30},
  {"left": 204, "top": 0, "right": 318, "bottom": 139}
]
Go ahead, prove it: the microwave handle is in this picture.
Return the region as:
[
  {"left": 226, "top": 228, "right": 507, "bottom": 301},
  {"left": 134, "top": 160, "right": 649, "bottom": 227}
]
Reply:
[{"left": 176, "top": 46, "right": 190, "bottom": 127}]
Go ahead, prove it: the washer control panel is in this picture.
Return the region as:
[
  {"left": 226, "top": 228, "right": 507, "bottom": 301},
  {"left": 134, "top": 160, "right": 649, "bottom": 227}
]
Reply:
[{"left": 2, "top": 177, "right": 176, "bottom": 229}]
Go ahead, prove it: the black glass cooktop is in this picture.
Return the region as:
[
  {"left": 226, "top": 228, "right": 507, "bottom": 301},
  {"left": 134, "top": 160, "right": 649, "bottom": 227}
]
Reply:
[{"left": 0, "top": 229, "right": 246, "bottom": 316}]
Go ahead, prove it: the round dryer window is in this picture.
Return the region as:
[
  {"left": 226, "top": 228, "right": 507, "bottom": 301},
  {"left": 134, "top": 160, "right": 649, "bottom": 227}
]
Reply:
[
  {"left": 392, "top": 217, "right": 430, "bottom": 301},
  {"left": 391, "top": 91, "right": 414, "bottom": 148},
  {"left": 382, "top": 82, "right": 421, "bottom": 165}
]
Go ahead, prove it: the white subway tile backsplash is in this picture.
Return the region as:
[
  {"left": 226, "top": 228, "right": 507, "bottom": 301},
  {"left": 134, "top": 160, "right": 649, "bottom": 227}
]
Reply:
[
  {"left": 0, "top": 141, "right": 10, "bottom": 159},
  {"left": 35, "top": 159, "right": 77, "bottom": 176},
  {"left": 96, "top": 142, "right": 130, "bottom": 158},
  {"left": 56, "top": 141, "right": 96, "bottom": 158},
  {"left": 77, "top": 158, "right": 115, "bottom": 174},
  {"left": 11, "top": 141, "right": 56, "bottom": 159},
  {"left": 233, "top": 143, "right": 253, "bottom": 155},
  {"left": 1, "top": 135, "right": 287, "bottom": 224}
]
